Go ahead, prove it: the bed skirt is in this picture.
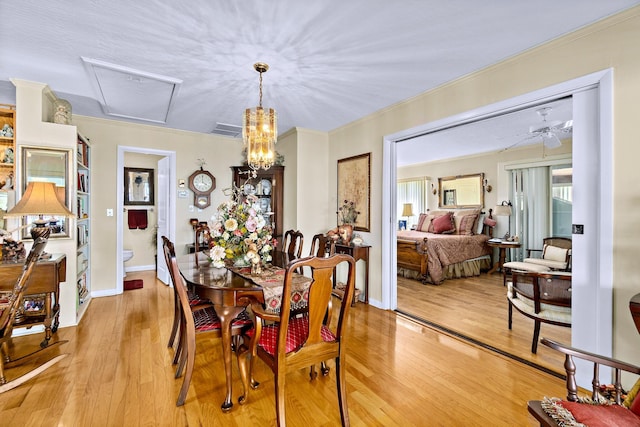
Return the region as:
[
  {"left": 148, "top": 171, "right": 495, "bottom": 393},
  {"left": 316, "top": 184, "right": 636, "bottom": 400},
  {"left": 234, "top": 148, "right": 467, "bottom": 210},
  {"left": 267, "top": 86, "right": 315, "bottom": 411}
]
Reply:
[{"left": 398, "top": 255, "right": 491, "bottom": 284}]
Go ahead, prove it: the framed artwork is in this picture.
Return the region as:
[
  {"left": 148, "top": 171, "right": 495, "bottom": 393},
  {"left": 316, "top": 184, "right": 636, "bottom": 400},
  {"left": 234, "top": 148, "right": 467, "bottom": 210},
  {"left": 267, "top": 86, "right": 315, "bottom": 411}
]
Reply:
[
  {"left": 337, "top": 152, "right": 371, "bottom": 232},
  {"left": 124, "top": 167, "right": 155, "bottom": 206},
  {"left": 444, "top": 189, "right": 456, "bottom": 206}
]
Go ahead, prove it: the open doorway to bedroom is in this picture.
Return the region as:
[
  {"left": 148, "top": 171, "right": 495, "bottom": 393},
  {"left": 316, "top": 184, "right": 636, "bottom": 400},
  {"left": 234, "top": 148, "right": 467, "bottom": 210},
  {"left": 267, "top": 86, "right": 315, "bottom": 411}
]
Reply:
[{"left": 386, "top": 73, "right": 612, "bottom": 378}]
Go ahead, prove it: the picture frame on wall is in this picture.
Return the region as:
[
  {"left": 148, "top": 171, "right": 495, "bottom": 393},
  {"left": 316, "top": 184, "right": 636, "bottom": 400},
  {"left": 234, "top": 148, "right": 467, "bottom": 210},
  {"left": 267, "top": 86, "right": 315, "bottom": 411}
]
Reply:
[
  {"left": 124, "top": 167, "right": 155, "bottom": 206},
  {"left": 337, "top": 152, "right": 371, "bottom": 232}
]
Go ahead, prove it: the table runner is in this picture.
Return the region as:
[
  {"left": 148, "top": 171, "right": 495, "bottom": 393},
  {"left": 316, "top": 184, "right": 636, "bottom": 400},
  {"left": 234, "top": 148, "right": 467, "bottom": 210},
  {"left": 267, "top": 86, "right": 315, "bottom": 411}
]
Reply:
[{"left": 229, "top": 265, "right": 311, "bottom": 313}]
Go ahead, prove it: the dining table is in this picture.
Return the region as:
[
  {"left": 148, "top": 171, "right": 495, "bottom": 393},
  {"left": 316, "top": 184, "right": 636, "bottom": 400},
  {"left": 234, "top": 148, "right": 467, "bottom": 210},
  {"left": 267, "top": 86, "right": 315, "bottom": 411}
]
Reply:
[{"left": 177, "top": 251, "right": 311, "bottom": 411}]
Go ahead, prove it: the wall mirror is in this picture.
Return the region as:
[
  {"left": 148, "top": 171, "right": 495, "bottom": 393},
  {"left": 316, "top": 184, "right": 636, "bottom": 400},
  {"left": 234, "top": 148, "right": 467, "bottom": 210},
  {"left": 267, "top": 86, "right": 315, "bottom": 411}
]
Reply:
[
  {"left": 21, "top": 146, "right": 72, "bottom": 238},
  {"left": 124, "top": 167, "right": 154, "bottom": 206},
  {"left": 438, "top": 173, "right": 484, "bottom": 209}
]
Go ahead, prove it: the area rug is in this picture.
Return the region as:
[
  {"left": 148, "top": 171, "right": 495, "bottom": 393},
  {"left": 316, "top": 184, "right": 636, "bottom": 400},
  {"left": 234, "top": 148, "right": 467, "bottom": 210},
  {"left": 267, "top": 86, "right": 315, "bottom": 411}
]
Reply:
[{"left": 124, "top": 279, "right": 143, "bottom": 290}]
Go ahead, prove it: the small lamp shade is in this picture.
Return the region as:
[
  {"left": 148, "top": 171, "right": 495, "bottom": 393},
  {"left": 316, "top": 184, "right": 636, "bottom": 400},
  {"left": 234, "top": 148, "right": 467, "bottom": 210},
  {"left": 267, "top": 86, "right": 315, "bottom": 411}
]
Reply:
[
  {"left": 494, "top": 204, "right": 512, "bottom": 216},
  {"left": 402, "top": 203, "right": 414, "bottom": 217}
]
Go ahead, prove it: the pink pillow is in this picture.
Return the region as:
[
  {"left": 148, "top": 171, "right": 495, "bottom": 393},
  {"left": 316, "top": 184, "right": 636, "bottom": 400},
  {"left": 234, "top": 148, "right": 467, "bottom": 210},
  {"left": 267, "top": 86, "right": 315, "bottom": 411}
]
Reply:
[
  {"left": 559, "top": 401, "right": 640, "bottom": 427},
  {"left": 431, "top": 212, "right": 455, "bottom": 234},
  {"left": 483, "top": 217, "right": 497, "bottom": 227}
]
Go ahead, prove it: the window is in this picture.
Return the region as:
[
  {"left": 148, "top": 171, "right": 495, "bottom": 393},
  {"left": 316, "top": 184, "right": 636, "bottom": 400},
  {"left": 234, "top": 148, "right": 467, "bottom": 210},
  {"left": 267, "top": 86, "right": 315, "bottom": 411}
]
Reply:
[
  {"left": 397, "top": 178, "right": 427, "bottom": 228},
  {"left": 551, "top": 165, "right": 572, "bottom": 237}
]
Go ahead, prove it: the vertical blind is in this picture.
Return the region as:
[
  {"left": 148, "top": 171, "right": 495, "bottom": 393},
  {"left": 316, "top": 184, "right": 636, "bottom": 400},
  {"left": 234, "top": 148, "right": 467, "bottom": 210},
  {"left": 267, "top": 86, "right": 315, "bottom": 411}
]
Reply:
[{"left": 397, "top": 178, "right": 427, "bottom": 227}]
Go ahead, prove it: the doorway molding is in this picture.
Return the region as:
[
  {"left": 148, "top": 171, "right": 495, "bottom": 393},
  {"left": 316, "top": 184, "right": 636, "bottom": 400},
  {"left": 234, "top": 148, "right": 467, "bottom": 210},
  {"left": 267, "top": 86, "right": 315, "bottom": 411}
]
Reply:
[
  {"left": 382, "top": 69, "right": 613, "bottom": 365},
  {"left": 116, "top": 145, "right": 176, "bottom": 294}
]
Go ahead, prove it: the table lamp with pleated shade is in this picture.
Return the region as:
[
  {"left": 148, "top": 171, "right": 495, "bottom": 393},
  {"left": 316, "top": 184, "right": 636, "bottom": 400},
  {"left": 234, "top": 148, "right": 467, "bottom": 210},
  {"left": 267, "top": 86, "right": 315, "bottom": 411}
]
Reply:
[{"left": 4, "top": 182, "right": 75, "bottom": 239}]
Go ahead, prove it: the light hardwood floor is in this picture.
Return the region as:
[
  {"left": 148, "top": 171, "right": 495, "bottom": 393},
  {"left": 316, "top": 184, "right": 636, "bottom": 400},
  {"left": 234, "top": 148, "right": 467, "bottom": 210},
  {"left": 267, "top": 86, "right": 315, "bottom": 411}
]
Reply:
[
  {"left": 397, "top": 271, "right": 572, "bottom": 374},
  {"left": 0, "top": 270, "right": 568, "bottom": 426}
]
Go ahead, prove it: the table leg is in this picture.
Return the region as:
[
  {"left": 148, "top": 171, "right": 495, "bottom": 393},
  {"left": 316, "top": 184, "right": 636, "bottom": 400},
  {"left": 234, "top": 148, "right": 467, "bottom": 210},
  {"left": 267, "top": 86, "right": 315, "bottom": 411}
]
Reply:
[
  {"left": 214, "top": 305, "right": 245, "bottom": 412},
  {"left": 488, "top": 248, "right": 506, "bottom": 274}
]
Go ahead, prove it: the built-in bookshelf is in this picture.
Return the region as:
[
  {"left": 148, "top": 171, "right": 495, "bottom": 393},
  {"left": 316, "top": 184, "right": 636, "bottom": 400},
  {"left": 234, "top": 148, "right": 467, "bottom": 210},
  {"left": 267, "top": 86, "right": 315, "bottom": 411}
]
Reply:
[{"left": 76, "top": 133, "right": 91, "bottom": 314}]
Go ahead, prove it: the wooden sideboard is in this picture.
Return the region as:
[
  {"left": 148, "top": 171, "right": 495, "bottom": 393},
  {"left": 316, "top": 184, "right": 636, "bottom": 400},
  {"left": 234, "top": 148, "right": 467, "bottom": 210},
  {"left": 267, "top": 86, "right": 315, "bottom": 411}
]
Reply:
[{"left": 0, "top": 253, "right": 66, "bottom": 347}]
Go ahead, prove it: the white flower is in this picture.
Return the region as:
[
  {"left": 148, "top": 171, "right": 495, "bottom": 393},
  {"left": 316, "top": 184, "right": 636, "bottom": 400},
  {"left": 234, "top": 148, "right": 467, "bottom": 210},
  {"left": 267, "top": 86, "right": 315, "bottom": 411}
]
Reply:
[
  {"left": 222, "top": 231, "right": 230, "bottom": 241},
  {"left": 256, "top": 215, "right": 266, "bottom": 229},
  {"left": 210, "top": 245, "right": 226, "bottom": 261},
  {"left": 224, "top": 218, "right": 238, "bottom": 231}
]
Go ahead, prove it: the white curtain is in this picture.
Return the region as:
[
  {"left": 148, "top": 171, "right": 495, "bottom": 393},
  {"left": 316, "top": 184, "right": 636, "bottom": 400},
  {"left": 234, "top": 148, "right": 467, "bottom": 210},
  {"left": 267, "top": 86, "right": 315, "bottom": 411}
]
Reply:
[
  {"left": 510, "top": 167, "right": 550, "bottom": 261},
  {"left": 397, "top": 178, "right": 427, "bottom": 228}
]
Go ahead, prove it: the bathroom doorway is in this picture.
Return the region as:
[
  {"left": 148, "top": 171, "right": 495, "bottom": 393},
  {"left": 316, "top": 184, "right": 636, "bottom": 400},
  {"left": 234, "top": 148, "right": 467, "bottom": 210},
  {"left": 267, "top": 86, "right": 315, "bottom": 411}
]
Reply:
[{"left": 116, "top": 146, "right": 176, "bottom": 292}]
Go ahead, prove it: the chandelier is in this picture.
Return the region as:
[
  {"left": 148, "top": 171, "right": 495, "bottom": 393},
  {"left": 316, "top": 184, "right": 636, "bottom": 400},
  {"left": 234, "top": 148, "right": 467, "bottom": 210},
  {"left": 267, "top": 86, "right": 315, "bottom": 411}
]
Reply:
[{"left": 243, "top": 62, "right": 277, "bottom": 170}]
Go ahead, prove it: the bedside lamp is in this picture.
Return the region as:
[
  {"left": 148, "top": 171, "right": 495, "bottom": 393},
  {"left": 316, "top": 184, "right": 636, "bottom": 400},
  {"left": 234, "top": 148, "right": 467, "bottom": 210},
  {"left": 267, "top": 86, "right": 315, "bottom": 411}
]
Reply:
[
  {"left": 4, "top": 182, "right": 75, "bottom": 240},
  {"left": 494, "top": 201, "right": 513, "bottom": 239},
  {"left": 402, "top": 203, "right": 414, "bottom": 228}
]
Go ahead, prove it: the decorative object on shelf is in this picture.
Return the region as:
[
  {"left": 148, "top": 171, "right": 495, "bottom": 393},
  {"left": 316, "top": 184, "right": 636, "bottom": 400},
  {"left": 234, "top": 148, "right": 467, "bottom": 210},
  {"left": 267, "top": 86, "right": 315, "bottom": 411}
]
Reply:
[
  {"left": 2, "top": 147, "right": 13, "bottom": 164},
  {"left": 1, "top": 238, "right": 25, "bottom": 260},
  {"left": 494, "top": 200, "right": 513, "bottom": 239},
  {"left": 337, "top": 153, "right": 371, "bottom": 231},
  {"left": 208, "top": 181, "right": 276, "bottom": 268},
  {"left": 0, "top": 124, "right": 13, "bottom": 138},
  {"left": 243, "top": 62, "right": 277, "bottom": 171},
  {"left": 188, "top": 159, "right": 216, "bottom": 209},
  {"left": 53, "top": 98, "right": 72, "bottom": 125},
  {"left": 338, "top": 223, "right": 353, "bottom": 245},
  {"left": 4, "top": 182, "right": 74, "bottom": 240},
  {"left": 0, "top": 171, "right": 13, "bottom": 190}
]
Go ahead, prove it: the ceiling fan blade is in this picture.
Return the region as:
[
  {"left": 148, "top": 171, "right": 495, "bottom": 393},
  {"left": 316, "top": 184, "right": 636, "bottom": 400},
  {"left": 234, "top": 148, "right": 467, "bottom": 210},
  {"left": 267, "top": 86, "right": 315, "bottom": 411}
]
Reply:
[{"left": 542, "top": 132, "right": 562, "bottom": 148}]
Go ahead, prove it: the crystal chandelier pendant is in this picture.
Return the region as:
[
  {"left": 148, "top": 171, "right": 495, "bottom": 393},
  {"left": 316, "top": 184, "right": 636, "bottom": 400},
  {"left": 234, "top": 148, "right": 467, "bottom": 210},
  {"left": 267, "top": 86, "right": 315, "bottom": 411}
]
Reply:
[{"left": 243, "top": 63, "right": 277, "bottom": 170}]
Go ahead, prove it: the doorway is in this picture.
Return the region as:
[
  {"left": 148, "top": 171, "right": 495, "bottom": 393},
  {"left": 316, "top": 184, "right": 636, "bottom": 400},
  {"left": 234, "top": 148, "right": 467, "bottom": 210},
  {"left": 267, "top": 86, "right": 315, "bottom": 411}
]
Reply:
[
  {"left": 382, "top": 71, "right": 614, "bottom": 381},
  {"left": 116, "top": 146, "right": 176, "bottom": 292}
]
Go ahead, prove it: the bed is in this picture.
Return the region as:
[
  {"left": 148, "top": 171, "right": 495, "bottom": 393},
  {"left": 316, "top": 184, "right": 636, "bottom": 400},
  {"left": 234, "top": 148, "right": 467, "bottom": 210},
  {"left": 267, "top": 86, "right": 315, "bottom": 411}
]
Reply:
[{"left": 397, "top": 209, "right": 493, "bottom": 284}]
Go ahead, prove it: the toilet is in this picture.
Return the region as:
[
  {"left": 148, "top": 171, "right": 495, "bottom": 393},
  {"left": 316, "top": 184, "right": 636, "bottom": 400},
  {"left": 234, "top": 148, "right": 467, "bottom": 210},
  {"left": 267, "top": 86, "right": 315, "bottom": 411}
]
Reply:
[{"left": 123, "top": 249, "right": 134, "bottom": 278}]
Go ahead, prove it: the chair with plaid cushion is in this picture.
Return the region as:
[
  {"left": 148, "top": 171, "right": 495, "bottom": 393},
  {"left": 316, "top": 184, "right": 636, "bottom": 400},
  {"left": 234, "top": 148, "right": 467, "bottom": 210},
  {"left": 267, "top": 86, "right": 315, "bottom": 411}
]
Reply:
[
  {"left": 239, "top": 254, "right": 356, "bottom": 426},
  {"left": 162, "top": 237, "right": 252, "bottom": 406},
  {"left": 162, "top": 236, "right": 212, "bottom": 364}
]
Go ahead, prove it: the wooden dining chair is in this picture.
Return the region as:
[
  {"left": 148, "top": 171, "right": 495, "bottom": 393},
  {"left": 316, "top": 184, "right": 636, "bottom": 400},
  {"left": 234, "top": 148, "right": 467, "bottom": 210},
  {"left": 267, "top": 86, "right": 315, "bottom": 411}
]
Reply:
[
  {"left": 309, "top": 233, "right": 336, "bottom": 258},
  {"left": 0, "top": 235, "right": 67, "bottom": 393},
  {"left": 162, "top": 236, "right": 211, "bottom": 361},
  {"left": 239, "top": 254, "right": 356, "bottom": 426},
  {"left": 162, "top": 237, "right": 252, "bottom": 406},
  {"left": 283, "top": 229, "right": 304, "bottom": 259}
]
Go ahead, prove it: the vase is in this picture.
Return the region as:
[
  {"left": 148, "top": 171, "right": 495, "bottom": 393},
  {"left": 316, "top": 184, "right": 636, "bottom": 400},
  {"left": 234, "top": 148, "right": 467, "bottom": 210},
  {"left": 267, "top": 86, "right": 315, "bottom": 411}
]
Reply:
[
  {"left": 251, "top": 261, "right": 262, "bottom": 276},
  {"left": 338, "top": 224, "right": 353, "bottom": 245}
]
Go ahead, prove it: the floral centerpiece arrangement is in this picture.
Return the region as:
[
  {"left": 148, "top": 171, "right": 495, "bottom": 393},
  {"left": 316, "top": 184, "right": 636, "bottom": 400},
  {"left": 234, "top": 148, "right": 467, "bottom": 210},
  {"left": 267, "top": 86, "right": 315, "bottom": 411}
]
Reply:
[
  {"left": 208, "top": 183, "right": 276, "bottom": 269},
  {"left": 338, "top": 199, "right": 360, "bottom": 225}
]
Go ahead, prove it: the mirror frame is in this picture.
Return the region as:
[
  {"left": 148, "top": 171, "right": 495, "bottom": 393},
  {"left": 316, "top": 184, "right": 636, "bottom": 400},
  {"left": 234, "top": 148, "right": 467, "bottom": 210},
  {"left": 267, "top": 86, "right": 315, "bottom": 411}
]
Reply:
[
  {"left": 438, "top": 172, "right": 485, "bottom": 209},
  {"left": 21, "top": 146, "right": 73, "bottom": 239},
  {"left": 124, "top": 167, "right": 155, "bottom": 206}
]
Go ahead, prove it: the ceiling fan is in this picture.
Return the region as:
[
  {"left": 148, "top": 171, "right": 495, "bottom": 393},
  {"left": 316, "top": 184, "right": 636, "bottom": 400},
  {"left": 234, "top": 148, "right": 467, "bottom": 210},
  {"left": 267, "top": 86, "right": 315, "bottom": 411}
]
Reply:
[{"left": 501, "top": 106, "right": 573, "bottom": 152}]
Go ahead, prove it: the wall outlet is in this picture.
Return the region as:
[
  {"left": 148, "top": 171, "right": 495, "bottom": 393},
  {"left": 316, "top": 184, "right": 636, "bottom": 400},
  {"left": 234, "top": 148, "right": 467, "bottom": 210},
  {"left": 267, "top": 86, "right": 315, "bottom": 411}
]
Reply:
[{"left": 106, "top": 208, "right": 113, "bottom": 217}]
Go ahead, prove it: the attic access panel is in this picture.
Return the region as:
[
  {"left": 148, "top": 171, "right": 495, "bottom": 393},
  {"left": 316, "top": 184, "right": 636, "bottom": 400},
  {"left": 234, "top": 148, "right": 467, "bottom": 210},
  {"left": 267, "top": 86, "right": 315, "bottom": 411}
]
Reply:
[{"left": 81, "top": 57, "right": 182, "bottom": 124}]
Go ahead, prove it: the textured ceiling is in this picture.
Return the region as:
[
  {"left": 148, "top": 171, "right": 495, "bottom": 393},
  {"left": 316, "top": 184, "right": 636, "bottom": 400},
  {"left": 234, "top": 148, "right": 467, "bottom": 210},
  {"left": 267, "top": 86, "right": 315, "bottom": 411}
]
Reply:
[{"left": 1, "top": 1, "right": 638, "bottom": 162}]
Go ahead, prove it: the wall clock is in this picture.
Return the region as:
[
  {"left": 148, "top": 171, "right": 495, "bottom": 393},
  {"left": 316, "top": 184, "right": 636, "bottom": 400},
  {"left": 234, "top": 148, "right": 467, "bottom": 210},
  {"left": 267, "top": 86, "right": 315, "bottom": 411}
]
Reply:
[{"left": 188, "top": 168, "right": 216, "bottom": 209}]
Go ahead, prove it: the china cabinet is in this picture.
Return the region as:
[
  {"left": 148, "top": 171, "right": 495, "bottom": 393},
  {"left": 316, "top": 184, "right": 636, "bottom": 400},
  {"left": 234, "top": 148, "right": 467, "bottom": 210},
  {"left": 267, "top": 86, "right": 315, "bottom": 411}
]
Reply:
[{"left": 232, "top": 166, "right": 284, "bottom": 244}]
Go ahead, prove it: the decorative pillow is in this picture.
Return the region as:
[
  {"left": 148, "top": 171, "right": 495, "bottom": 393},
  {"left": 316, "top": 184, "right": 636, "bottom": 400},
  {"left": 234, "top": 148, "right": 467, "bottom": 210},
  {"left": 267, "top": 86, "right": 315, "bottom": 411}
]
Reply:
[
  {"left": 543, "top": 244, "right": 569, "bottom": 262},
  {"left": 542, "top": 397, "right": 640, "bottom": 427},
  {"left": 416, "top": 213, "right": 428, "bottom": 231},
  {"left": 558, "top": 400, "right": 640, "bottom": 427},
  {"left": 631, "top": 391, "right": 640, "bottom": 416},
  {"left": 431, "top": 212, "right": 455, "bottom": 234},
  {"left": 476, "top": 213, "right": 485, "bottom": 235},
  {"left": 456, "top": 214, "right": 478, "bottom": 235},
  {"left": 483, "top": 217, "right": 497, "bottom": 227},
  {"left": 420, "top": 214, "right": 436, "bottom": 232}
]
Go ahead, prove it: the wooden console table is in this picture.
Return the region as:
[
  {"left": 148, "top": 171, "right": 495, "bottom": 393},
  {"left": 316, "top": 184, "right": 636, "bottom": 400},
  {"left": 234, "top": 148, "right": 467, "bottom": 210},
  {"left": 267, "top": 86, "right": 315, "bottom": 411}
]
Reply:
[
  {"left": 334, "top": 243, "right": 370, "bottom": 304},
  {"left": 0, "top": 253, "right": 66, "bottom": 347}
]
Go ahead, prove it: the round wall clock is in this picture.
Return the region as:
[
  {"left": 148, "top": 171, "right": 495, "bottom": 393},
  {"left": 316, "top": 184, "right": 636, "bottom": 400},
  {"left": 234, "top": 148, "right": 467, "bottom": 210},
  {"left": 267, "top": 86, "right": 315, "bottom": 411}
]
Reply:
[{"left": 188, "top": 169, "right": 216, "bottom": 209}]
